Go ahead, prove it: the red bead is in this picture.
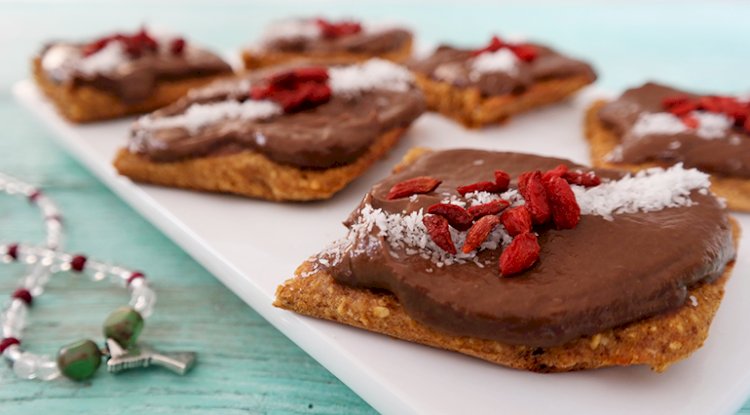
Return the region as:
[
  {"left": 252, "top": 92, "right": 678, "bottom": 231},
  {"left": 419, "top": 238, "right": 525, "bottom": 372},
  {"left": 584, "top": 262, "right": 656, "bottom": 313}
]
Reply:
[
  {"left": 28, "top": 190, "right": 41, "bottom": 202},
  {"left": 6, "top": 243, "right": 18, "bottom": 260},
  {"left": 0, "top": 337, "right": 20, "bottom": 354},
  {"left": 127, "top": 271, "right": 145, "bottom": 285},
  {"left": 70, "top": 255, "right": 87, "bottom": 272},
  {"left": 11, "top": 288, "right": 32, "bottom": 306}
]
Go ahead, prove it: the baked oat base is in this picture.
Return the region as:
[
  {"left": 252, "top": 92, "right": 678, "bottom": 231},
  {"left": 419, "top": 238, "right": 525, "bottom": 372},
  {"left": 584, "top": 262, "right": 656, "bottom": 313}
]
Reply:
[
  {"left": 274, "top": 147, "right": 740, "bottom": 373},
  {"left": 585, "top": 100, "right": 750, "bottom": 212},
  {"left": 414, "top": 74, "right": 594, "bottom": 129},
  {"left": 32, "top": 57, "right": 228, "bottom": 123},
  {"left": 113, "top": 127, "right": 406, "bottom": 201},
  {"left": 241, "top": 38, "right": 413, "bottom": 70}
]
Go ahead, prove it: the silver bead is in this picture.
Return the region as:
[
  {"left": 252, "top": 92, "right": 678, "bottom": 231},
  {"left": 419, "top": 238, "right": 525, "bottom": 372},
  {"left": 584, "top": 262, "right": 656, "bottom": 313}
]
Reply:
[{"left": 13, "top": 352, "right": 39, "bottom": 379}]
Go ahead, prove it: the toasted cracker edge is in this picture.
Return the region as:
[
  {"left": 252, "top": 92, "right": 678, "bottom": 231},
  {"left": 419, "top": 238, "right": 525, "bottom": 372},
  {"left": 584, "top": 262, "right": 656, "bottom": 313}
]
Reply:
[
  {"left": 32, "top": 57, "right": 230, "bottom": 123},
  {"left": 113, "top": 127, "right": 406, "bottom": 201},
  {"left": 414, "top": 74, "right": 594, "bottom": 128}
]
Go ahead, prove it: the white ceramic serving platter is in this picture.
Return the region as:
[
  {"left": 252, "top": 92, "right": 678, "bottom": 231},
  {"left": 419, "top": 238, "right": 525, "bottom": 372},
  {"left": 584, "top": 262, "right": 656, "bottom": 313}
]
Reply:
[{"left": 13, "top": 79, "right": 750, "bottom": 415}]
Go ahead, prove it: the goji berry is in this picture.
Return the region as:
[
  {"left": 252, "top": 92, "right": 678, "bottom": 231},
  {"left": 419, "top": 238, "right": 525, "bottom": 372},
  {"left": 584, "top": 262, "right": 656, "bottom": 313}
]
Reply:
[
  {"left": 499, "top": 232, "right": 540, "bottom": 276},
  {"left": 457, "top": 181, "right": 504, "bottom": 196},
  {"left": 427, "top": 203, "right": 473, "bottom": 231},
  {"left": 386, "top": 177, "right": 442, "bottom": 200},
  {"left": 508, "top": 43, "right": 538, "bottom": 62},
  {"left": 662, "top": 95, "right": 691, "bottom": 109},
  {"left": 462, "top": 215, "right": 501, "bottom": 253},
  {"left": 541, "top": 164, "right": 568, "bottom": 183},
  {"left": 316, "top": 18, "right": 362, "bottom": 38},
  {"left": 500, "top": 205, "right": 532, "bottom": 236},
  {"left": 544, "top": 176, "right": 580, "bottom": 229},
  {"left": 493, "top": 170, "right": 511, "bottom": 191},
  {"left": 467, "top": 199, "right": 509, "bottom": 220},
  {"left": 667, "top": 100, "right": 698, "bottom": 117},
  {"left": 517, "top": 171, "right": 551, "bottom": 224},
  {"left": 170, "top": 38, "right": 186, "bottom": 55},
  {"left": 681, "top": 115, "right": 699, "bottom": 129},
  {"left": 423, "top": 215, "right": 457, "bottom": 254},
  {"left": 563, "top": 170, "right": 601, "bottom": 187}
]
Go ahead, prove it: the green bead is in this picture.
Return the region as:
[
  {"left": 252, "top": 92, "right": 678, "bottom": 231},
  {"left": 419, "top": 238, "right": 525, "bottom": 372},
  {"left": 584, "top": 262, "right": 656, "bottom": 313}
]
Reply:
[
  {"left": 103, "top": 306, "right": 144, "bottom": 349},
  {"left": 57, "top": 339, "right": 102, "bottom": 381}
]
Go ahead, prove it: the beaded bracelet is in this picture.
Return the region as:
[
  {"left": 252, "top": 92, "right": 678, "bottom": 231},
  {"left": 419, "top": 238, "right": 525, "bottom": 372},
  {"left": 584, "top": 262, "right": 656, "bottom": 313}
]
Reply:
[{"left": 0, "top": 173, "right": 194, "bottom": 381}]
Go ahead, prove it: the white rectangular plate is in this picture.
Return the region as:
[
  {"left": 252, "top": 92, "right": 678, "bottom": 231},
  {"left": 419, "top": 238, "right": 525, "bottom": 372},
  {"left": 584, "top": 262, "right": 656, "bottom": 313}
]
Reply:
[{"left": 13, "top": 79, "right": 750, "bottom": 415}]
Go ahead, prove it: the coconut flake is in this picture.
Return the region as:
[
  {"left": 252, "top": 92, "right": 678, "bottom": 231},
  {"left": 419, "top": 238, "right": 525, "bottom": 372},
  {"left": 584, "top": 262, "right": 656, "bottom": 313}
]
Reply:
[
  {"left": 137, "top": 100, "right": 282, "bottom": 133},
  {"left": 78, "top": 42, "right": 129, "bottom": 75},
  {"left": 631, "top": 111, "right": 732, "bottom": 140},
  {"left": 470, "top": 49, "right": 519, "bottom": 77},
  {"left": 329, "top": 59, "right": 413, "bottom": 95},
  {"left": 573, "top": 163, "right": 710, "bottom": 220}
]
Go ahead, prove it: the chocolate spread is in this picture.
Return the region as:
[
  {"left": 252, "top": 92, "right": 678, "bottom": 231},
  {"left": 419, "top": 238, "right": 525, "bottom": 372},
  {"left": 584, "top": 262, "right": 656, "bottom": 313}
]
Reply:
[
  {"left": 324, "top": 150, "right": 734, "bottom": 347},
  {"left": 263, "top": 28, "right": 411, "bottom": 56},
  {"left": 598, "top": 82, "right": 750, "bottom": 178},
  {"left": 38, "top": 41, "right": 232, "bottom": 104},
  {"left": 409, "top": 44, "right": 596, "bottom": 97},
  {"left": 129, "top": 70, "right": 425, "bottom": 169}
]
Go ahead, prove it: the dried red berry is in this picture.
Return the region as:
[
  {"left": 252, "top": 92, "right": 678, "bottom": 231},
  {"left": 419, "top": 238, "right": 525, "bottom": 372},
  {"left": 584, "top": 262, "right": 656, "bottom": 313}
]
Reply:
[
  {"left": 544, "top": 176, "right": 581, "bottom": 230},
  {"left": 471, "top": 35, "right": 505, "bottom": 57},
  {"left": 508, "top": 44, "right": 538, "bottom": 62},
  {"left": 423, "top": 215, "right": 457, "bottom": 254},
  {"left": 667, "top": 100, "right": 697, "bottom": 117},
  {"left": 500, "top": 206, "right": 532, "bottom": 236},
  {"left": 457, "top": 181, "right": 504, "bottom": 196},
  {"left": 386, "top": 176, "right": 442, "bottom": 200},
  {"left": 462, "top": 215, "right": 502, "bottom": 253},
  {"left": 562, "top": 170, "right": 601, "bottom": 187},
  {"left": 493, "top": 170, "right": 511, "bottom": 191},
  {"left": 467, "top": 199, "right": 510, "bottom": 220},
  {"left": 517, "top": 171, "right": 551, "bottom": 225},
  {"left": 170, "top": 38, "right": 186, "bottom": 55},
  {"left": 662, "top": 95, "right": 691, "bottom": 109},
  {"left": 681, "top": 115, "right": 699, "bottom": 129},
  {"left": 70, "top": 255, "right": 87, "bottom": 272},
  {"left": 316, "top": 18, "right": 362, "bottom": 39},
  {"left": 427, "top": 203, "right": 474, "bottom": 231},
  {"left": 698, "top": 96, "right": 723, "bottom": 113},
  {"left": 745, "top": 117, "right": 750, "bottom": 134},
  {"left": 541, "top": 164, "right": 569, "bottom": 183},
  {"left": 499, "top": 232, "right": 540, "bottom": 277},
  {"left": 252, "top": 67, "right": 332, "bottom": 113},
  {"left": 11, "top": 288, "right": 32, "bottom": 306}
]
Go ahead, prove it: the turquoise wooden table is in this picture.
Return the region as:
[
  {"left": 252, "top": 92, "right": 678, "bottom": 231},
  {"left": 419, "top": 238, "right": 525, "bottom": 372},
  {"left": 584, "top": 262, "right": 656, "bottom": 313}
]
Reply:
[{"left": 1, "top": 1, "right": 749, "bottom": 413}]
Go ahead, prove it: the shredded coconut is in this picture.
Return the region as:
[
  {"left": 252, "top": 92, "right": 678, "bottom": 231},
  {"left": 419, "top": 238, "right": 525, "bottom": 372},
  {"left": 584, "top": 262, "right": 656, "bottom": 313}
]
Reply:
[
  {"left": 631, "top": 112, "right": 688, "bottom": 137},
  {"left": 470, "top": 49, "right": 519, "bottom": 77},
  {"left": 631, "top": 111, "right": 732, "bottom": 140},
  {"left": 329, "top": 59, "right": 413, "bottom": 94},
  {"left": 78, "top": 42, "right": 128, "bottom": 75},
  {"left": 573, "top": 163, "right": 710, "bottom": 220},
  {"left": 693, "top": 111, "right": 733, "bottom": 139},
  {"left": 137, "top": 100, "right": 282, "bottom": 132},
  {"left": 689, "top": 295, "right": 698, "bottom": 307}
]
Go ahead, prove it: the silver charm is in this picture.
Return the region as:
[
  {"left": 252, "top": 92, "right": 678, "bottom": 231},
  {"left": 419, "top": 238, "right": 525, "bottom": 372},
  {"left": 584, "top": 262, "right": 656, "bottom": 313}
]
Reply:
[{"left": 105, "top": 338, "right": 196, "bottom": 375}]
